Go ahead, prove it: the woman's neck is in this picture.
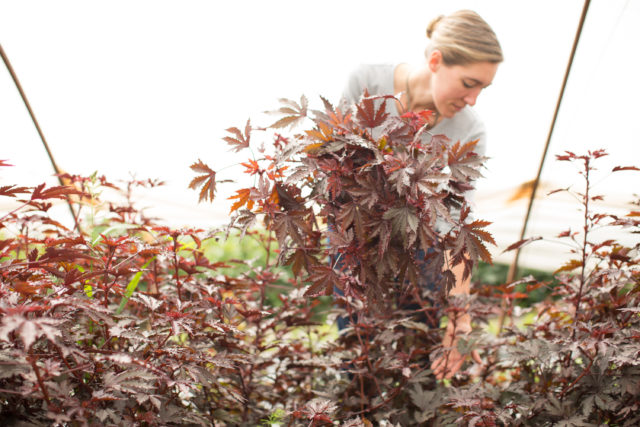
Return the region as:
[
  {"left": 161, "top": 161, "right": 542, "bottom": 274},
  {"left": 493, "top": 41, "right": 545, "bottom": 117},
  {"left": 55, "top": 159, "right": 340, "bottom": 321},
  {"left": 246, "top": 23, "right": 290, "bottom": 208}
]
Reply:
[{"left": 395, "top": 63, "right": 439, "bottom": 124}]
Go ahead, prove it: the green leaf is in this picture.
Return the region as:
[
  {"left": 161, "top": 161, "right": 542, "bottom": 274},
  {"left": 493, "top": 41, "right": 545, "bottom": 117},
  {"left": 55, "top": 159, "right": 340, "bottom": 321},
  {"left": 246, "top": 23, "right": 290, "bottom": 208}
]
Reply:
[{"left": 116, "top": 257, "right": 155, "bottom": 314}]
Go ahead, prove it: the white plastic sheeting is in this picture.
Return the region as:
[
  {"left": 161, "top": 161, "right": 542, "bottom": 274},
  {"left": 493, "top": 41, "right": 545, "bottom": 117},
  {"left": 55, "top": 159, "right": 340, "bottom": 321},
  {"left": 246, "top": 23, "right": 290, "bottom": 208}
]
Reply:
[{"left": 1, "top": 0, "right": 638, "bottom": 270}]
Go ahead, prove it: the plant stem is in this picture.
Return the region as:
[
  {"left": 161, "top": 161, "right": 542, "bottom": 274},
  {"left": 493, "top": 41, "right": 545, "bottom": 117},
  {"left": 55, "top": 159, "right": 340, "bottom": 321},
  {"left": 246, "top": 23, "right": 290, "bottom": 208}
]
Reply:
[
  {"left": 0, "top": 201, "right": 30, "bottom": 224},
  {"left": 572, "top": 157, "right": 590, "bottom": 339},
  {"left": 29, "top": 354, "right": 52, "bottom": 405},
  {"left": 171, "top": 234, "right": 182, "bottom": 301}
]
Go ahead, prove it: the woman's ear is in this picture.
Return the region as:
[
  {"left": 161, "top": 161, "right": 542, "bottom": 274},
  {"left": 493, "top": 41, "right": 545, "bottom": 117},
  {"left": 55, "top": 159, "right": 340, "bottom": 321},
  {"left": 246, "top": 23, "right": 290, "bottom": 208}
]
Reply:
[{"left": 428, "top": 49, "right": 443, "bottom": 72}]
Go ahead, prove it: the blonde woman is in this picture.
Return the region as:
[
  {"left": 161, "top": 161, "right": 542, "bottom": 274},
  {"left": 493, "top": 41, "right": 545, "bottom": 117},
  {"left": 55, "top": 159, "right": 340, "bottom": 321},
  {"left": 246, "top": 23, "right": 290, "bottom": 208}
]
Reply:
[{"left": 342, "top": 10, "right": 503, "bottom": 380}]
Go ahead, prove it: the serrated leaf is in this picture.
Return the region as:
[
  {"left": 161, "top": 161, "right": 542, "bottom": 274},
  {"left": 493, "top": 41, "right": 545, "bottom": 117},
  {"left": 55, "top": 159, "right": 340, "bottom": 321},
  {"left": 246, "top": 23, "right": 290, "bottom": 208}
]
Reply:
[
  {"left": 336, "top": 202, "right": 365, "bottom": 242},
  {"left": 223, "top": 119, "right": 251, "bottom": 152},
  {"left": 454, "top": 218, "right": 495, "bottom": 266},
  {"left": 383, "top": 206, "right": 418, "bottom": 245},
  {"left": 30, "top": 184, "right": 83, "bottom": 201},
  {"left": 0, "top": 185, "right": 30, "bottom": 198},
  {"left": 554, "top": 259, "right": 583, "bottom": 274},
  {"left": 267, "top": 96, "right": 308, "bottom": 129},
  {"left": 270, "top": 115, "right": 303, "bottom": 129},
  {"left": 284, "top": 248, "right": 318, "bottom": 277},
  {"left": 228, "top": 188, "right": 254, "bottom": 213},
  {"left": 305, "top": 265, "right": 341, "bottom": 297},
  {"left": 355, "top": 90, "right": 391, "bottom": 128},
  {"left": 0, "top": 315, "right": 61, "bottom": 349},
  {"left": 189, "top": 159, "right": 217, "bottom": 203}
]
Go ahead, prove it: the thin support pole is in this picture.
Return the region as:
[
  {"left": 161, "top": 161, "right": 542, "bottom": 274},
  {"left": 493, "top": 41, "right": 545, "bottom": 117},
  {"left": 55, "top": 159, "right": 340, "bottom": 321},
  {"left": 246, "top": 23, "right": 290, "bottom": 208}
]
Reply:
[
  {"left": 0, "top": 43, "right": 80, "bottom": 231},
  {"left": 506, "top": 0, "right": 592, "bottom": 283},
  {"left": 498, "top": 0, "right": 592, "bottom": 333}
]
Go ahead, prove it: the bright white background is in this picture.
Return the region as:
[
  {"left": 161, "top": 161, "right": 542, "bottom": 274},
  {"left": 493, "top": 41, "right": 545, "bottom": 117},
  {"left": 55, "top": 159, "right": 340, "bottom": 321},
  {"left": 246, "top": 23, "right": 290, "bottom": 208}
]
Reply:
[{"left": 1, "top": 0, "right": 638, "bottom": 269}]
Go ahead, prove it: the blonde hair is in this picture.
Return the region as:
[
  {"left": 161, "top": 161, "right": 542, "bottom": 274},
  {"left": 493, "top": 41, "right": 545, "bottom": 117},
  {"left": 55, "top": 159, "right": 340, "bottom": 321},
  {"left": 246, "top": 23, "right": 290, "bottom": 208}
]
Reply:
[{"left": 426, "top": 10, "right": 503, "bottom": 65}]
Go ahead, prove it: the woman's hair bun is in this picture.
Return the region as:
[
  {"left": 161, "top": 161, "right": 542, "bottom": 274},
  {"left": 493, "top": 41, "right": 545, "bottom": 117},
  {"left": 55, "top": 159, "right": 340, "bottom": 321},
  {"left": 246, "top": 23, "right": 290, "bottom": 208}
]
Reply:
[
  {"left": 426, "top": 15, "right": 444, "bottom": 38},
  {"left": 424, "top": 10, "right": 503, "bottom": 65}
]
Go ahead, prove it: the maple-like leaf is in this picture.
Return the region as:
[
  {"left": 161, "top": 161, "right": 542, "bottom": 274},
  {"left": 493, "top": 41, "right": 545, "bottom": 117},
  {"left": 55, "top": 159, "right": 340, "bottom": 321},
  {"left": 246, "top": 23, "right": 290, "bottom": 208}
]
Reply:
[
  {"left": 453, "top": 217, "right": 495, "bottom": 266},
  {"left": 267, "top": 96, "right": 308, "bottom": 129},
  {"left": 326, "top": 228, "right": 354, "bottom": 251},
  {"left": 383, "top": 206, "right": 419, "bottom": 247},
  {"left": 0, "top": 185, "right": 30, "bottom": 198},
  {"left": 409, "top": 384, "right": 440, "bottom": 413},
  {"left": 240, "top": 159, "right": 261, "bottom": 175},
  {"left": 417, "top": 220, "right": 438, "bottom": 254},
  {"left": 285, "top": 162, "right": 314, "bottom": 187},
  {"left": 401, "top": 110, "right": 436, "bottom": 133},
  {"left": 284, "top": 248, "right": 318, "bottom": 277},
  {"left": 46, "top": 236, "right": 87, "bottom": 247},
  {"left": 349, "top": 174, "right": 381, "bottom": 209},
  {"left": 0, "top": 315, "right": 62, "bottom": 349},
  {"left": 232, "top": 208, "right": 257, "bottom": 238},
  {"left": 30, "top": 184, "right": 83, "bottom": 201},
  {"left": 223, "top": 119, "right": 251, "bottom": 152},
  {"left": 301, "top": 398, "right": 338, "bottom": 423},
  {"left": 317, "top": 95, "right": 352, "bottom": 130},
  {"left": 336, "top": 202, "right": 366, "bottom": 243},
  {"left": 341, "top": 418, "right": 370, "bottom": 427},
  {"left": 274, "top": 183, "right": 304, "bottom": 212},
  {"left": 189, "top": 159, "right": 217, "bottom": 203},
  {"left": 447, "top": 140, "right": 484, "bottom": 184},
  {"left": 355, "top": 90, "right": 390, "bottom": 129},
  {"left": 228, "top": 188, "right": 254, "bottom": 213},
  {"left": 305, "top": 121, "right": 334, "bottom": 143},
  {"left": 104, "top": 368, "right": 159, "bottom": 394},
  {"left": 554, "top": 259, "right": 583, "bottom": 274},
  {"left": 272, "top": 212, "right": 310, "bottom": 248},
  {"left": 556, "top": 151, "right": 577, "bottom": 161},
  {"left": 304, "top": 265, "right": 341, "bottom": 297}
]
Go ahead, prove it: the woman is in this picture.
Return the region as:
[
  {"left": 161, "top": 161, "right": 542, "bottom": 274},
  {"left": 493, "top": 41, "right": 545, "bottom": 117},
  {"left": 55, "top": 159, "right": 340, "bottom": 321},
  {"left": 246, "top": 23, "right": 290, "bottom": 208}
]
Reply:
[{"left": 341, "top": 10, "right": 503, "bottom": 380}]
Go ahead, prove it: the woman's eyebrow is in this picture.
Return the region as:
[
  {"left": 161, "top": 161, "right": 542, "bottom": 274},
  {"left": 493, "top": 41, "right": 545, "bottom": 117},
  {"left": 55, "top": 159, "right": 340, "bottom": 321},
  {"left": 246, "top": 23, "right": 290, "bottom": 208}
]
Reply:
[{"left": 465, "top": 77, "right": 492, "bottom": 88}]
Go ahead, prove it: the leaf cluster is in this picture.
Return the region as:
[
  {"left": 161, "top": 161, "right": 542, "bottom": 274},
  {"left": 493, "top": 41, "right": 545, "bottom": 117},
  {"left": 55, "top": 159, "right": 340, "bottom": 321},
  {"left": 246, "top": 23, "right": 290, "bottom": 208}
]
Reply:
[
  {"left": 0, "top": 171, "right": 327, "bottom": 425},
  {"left": 197, "top": 94, "right": 493, "bottom": 303},
  {"left": 190, "top": 92, "right": 497, "bottom": 423},
  {"left": 442, "top": 150, "right": 640, "bottom": 426}
]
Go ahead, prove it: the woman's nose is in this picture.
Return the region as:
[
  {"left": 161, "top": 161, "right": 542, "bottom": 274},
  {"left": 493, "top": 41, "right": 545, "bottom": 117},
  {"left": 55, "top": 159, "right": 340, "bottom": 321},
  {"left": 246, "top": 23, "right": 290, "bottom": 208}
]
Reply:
[{"left": 463, "top": 90, "right": 480, "bottom": 106}]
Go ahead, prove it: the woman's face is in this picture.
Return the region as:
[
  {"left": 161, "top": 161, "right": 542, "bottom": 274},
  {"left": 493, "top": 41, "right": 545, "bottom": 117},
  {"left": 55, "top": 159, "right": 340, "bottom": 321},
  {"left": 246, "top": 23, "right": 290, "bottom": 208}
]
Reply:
[{"left": 429, "top": 51, "right": 499, "bottom": 118}]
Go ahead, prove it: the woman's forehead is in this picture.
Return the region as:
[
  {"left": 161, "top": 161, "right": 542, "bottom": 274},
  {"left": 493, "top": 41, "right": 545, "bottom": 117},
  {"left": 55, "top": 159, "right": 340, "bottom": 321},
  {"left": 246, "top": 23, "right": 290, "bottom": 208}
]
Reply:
[{"left": 455, "top": 62, "right": 499, "bottom": 86}]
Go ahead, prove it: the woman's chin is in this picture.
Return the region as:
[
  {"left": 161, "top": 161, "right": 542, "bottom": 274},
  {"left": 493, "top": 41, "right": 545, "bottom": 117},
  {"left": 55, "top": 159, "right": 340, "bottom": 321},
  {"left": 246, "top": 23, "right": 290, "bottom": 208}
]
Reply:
[{"left": 445, "top": 105, "right": 464, "bottom": 118}]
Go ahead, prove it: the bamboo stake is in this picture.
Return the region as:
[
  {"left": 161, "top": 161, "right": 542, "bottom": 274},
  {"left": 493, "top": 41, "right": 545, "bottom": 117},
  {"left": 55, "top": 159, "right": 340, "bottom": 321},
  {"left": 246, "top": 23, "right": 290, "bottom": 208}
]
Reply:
[
  {"left": 497, "top": 0, "right": 592, "bottom": 334},
  {"left": 0, "top": 43, "right": 80, "bottom": 232}
]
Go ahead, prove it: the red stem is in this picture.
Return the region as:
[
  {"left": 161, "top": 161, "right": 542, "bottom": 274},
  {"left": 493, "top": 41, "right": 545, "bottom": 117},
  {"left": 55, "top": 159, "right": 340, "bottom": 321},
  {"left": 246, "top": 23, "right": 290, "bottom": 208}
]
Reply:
[
  {"left": 171, "top": 235, "right": 182, "bottom": 301},
  {"left": 29, "top": 355, "right": 52, "bottom": 405},
  {"left": 572, "top": 157, "right": 590, "bottom": 339}
]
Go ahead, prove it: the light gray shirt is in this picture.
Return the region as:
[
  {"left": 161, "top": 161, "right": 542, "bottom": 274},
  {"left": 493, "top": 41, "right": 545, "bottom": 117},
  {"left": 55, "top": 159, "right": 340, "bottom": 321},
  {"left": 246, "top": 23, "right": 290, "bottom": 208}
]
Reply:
[{"left": 342, "top": 63, "right": 487, "bottom": 158}]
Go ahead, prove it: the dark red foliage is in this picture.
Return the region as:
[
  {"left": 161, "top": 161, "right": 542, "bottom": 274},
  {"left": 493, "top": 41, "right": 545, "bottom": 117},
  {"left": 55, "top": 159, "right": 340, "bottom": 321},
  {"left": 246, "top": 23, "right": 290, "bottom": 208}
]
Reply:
[
  {"left": 0, "top": 174, "right": 321, "bottom": 425},
  {"left": 2, "top": 90, "right": 639, "bottom": 425}
]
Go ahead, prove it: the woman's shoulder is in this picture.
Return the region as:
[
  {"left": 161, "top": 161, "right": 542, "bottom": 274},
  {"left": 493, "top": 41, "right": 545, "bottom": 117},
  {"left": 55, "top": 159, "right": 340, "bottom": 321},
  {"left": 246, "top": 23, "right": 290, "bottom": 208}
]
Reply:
[
  {"left": 348, "top": 63, "right": 395, "bottom": 80},
  {"left": 343, "top": 64, "right": 396, "bottom": 103}
]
